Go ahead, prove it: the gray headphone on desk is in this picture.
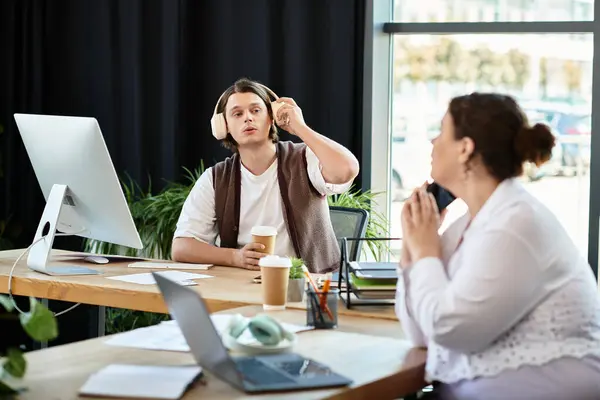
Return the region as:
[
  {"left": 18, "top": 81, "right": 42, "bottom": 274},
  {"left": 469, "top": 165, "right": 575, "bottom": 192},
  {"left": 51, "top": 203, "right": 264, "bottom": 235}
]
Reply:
[
  {"left": 226, "top": 314, "right": 294, "bottom": 346},
  {"left": 210, "top": 83, "right": 285, "bottom": 140}
]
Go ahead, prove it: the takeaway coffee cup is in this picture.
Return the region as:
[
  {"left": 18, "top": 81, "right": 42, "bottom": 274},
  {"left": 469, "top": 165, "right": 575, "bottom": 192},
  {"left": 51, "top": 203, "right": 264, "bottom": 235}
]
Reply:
[
  {"left": 258, "top": 255, "right": 291, "bottom": 310},
  {"left": 251, "top": 225, "right": 277, "bottom": 254}
]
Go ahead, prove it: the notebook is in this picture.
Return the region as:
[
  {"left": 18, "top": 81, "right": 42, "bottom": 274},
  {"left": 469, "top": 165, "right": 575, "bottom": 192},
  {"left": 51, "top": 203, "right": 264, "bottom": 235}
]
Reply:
[
  {"left": 349, "top": 261, "right": 398, "bottom": 280},
  {"left": 129, "top": 261, "right": 213, "bottom": 270},
  {"left": 79, "top": 364, "right": 202, "bottom": 399},
  {"left": 349, "top": 273, "right": 396, "bottom": 290}
]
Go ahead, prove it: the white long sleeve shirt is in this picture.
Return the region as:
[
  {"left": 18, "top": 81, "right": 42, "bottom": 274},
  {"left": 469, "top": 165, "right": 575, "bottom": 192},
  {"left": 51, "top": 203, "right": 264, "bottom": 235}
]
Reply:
[{"left": 396, "top": 178, "right": 600, "bottom": 383}]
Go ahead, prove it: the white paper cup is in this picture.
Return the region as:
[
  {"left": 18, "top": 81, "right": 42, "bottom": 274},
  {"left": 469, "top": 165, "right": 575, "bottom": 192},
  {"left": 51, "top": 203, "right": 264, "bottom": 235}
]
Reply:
[
  {"left": 251, "top": 225, "right": 277, "bottom": 255},
  {"left": 258, "top": 255, "right": 291, "bottom": 310}
]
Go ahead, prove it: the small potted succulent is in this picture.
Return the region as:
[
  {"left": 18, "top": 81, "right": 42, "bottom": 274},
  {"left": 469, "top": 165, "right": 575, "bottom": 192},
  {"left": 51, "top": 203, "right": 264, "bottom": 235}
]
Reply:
[{"left": 287, "top": 258, "right": 306, "bottom": 302}]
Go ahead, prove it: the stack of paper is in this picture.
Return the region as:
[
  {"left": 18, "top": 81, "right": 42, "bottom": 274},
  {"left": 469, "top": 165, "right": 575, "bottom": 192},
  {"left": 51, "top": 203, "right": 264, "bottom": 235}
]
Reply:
[
  {"left": 79, "top": 364, "right": 202, "bottom": 399},
  {"left": 348, "top": 261, "right": 397, "bottom": 300}
]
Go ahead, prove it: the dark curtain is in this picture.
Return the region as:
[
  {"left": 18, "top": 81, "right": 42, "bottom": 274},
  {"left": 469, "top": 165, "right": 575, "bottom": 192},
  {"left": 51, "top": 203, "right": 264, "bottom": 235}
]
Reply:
[
  {"left": 0, "top": 0, "right": 366, "bottom": 251},
  {"left": 0, "top": 0, "right": 366, "bottom": 345}
]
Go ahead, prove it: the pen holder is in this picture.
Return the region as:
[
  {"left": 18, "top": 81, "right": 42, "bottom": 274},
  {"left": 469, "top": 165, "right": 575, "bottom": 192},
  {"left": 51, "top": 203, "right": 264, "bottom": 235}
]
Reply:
[{"left": 306, "top": 288, "right": 339, "bottom": 329}]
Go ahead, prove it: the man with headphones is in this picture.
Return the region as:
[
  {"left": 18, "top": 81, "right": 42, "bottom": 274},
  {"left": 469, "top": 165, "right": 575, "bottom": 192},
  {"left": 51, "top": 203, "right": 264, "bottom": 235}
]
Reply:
[{"left": 171, "top": 78, "right": 359, "bottom": 273}]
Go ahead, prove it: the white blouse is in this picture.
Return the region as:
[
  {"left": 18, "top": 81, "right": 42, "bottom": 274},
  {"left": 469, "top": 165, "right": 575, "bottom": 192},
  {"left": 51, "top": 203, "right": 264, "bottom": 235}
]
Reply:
[{"left": 396, "top": 178, "right": 600, "bottom": 384}]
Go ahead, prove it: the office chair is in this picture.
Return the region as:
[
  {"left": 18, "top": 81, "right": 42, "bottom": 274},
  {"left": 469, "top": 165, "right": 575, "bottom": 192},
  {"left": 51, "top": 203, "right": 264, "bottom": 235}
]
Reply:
[{"left": 328, "top": 206, "right": 369, "bottom": 262}]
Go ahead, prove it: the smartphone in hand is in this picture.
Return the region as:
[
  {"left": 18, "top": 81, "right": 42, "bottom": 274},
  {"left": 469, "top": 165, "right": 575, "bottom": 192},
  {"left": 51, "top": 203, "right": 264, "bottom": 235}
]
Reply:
[{"left": 426, "top": 182, "right": 456, "bottom": 212}]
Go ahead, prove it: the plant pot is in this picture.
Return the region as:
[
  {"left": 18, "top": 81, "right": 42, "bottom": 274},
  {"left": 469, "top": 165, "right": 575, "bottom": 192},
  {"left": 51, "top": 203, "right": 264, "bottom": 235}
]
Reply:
[{"left": 287, "top": 278, "right": 306, "bottom": 303}]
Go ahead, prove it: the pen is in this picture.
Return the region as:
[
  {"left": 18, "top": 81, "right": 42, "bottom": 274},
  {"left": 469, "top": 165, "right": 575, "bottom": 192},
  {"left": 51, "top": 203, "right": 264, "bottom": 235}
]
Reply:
[
  {"left": 308, "top": 288, "right": 325, "bottom": 324},
  {"left": 301, "top": 265, "right": 320, "bottom": 293},
  {"left": 320, "top": 274, "right": 331, "bottom": 311},
  {"left": 301, "top": 266, "right": 334, "bottom": 321}
]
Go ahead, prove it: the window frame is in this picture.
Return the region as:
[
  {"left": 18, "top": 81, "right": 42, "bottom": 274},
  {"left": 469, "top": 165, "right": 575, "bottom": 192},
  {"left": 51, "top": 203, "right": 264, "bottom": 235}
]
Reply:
[{"left": 365, "top": 0, "right": 600, "bottom": 279}]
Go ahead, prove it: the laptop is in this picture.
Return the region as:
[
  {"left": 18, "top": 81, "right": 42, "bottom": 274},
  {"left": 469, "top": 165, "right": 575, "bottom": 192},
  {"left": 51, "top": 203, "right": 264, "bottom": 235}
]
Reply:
[{"left": 152, "top": 272, "right": 353, "bottom": 393}]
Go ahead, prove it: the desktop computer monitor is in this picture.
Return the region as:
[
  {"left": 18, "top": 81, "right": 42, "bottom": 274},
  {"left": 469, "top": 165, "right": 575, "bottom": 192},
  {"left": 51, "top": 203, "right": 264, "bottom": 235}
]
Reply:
[{"left": 13, "top": 113, "right": 143, "bottom": 276}]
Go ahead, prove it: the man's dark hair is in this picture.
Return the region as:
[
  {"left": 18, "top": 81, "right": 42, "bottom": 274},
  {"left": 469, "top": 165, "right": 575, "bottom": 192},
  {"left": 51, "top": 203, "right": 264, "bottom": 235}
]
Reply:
[{"left": 215, "top": 78, "right": 279, "bottom": 152}]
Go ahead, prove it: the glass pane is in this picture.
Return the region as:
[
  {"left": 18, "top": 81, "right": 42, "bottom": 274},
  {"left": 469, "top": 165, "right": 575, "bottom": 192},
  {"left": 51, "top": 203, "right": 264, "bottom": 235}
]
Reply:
[
  {"left": 389, "top": 33, "right": 592, "bottom": 261},
  {"left": 394, "top": 0, "right": 594, "bottom": 22}
]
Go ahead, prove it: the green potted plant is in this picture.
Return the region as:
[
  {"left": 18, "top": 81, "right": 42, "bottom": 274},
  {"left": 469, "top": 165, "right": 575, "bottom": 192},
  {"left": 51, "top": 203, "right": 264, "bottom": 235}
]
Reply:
[
  {"left": 0, "top": 295, "right": 58, "bottom": 396},
  {"left": 287, "top": 257, "right": 306, "bottom": 302},
  {"left": 84, "top": 164, "right": 204, "bottom": 259},
  {"left": 83, "top": 166, "right": 205, "bottom": 334}
]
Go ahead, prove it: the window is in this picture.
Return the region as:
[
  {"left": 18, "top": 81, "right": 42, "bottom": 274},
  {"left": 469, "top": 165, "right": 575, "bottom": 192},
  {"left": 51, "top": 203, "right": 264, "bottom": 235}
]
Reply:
[
  {"left": 367, "top": 1, "right": 597, "bottom": 272},
  {"left": 387, "top": 33, "right": 592, "bottom": 260}
]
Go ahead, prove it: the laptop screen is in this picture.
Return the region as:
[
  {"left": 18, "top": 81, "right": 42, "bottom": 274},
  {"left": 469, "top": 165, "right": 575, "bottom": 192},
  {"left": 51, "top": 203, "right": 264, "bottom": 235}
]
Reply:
[{"left": 153, "top": 273, "right": 244, "bottom": 389}]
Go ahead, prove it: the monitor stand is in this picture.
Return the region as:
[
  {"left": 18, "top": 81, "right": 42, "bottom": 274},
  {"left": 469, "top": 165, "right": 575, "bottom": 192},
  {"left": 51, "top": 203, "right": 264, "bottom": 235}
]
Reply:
[{"left": 27, "top": 184, "right": 101, "bottom": 276}]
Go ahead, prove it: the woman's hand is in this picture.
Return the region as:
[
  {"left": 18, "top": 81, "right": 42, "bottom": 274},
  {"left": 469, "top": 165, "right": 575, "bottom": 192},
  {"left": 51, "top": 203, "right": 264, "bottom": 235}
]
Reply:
[
  {"left": 401, "top": 187, "right": 442, "bottom": 265},
  {"left": 400, "top": 241, "right": 412, "bottom": 269}
]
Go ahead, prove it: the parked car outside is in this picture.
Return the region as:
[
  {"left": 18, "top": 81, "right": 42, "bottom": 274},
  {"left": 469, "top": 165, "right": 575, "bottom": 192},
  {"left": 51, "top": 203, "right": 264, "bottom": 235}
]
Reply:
[{"left": 522, "top": 103, "right": 591, "bottom": 175}]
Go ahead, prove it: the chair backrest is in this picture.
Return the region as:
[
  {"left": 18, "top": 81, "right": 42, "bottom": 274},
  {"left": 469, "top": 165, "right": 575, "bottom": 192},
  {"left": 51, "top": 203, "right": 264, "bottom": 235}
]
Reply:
[{"left": 329, "top": 206, "right": 369, "bottom": 262}]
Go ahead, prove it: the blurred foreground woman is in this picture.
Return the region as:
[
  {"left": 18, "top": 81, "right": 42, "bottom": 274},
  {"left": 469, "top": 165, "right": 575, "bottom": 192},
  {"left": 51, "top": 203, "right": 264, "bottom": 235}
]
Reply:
[{"left": 396, "top": 93, "right": 600, "bottom": 400}]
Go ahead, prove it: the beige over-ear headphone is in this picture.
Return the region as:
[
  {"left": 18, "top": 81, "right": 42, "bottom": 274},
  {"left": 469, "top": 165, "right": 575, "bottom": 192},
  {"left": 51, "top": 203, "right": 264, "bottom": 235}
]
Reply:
[{"left": 210, "top": 83, "right": 284, "bottom": 140}]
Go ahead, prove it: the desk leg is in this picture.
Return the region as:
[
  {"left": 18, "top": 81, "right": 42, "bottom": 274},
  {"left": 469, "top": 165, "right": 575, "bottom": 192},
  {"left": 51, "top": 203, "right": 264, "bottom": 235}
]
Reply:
[
  {"left": 41, "top": 298, "right": 49, "bottom": 349},
  {"left": 43, "top": 300, "right": 104, "bottom": 346},
  {"left": 97, "top": 306, "right": 105, "bottom": 336},
  {"left": 5, "top": 297, "right": 104, "bottom": 350}
]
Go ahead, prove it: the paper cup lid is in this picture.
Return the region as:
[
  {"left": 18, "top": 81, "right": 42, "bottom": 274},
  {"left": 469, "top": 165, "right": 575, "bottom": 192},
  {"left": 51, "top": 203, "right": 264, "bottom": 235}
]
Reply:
[
  {"left": 251, "top": 226, "right": 277, "bottom": 236},
  {"left": 258, "top": 255, "right": 291, "bottom": 268}
]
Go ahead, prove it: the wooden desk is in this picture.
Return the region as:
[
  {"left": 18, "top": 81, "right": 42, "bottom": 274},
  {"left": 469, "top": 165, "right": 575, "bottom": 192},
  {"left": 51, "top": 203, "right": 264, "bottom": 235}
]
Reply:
[
  {"left": 0, "top": 249, "right": 397, "bottom": 320},
  {"left": 17, "top": 308, "right": 427, "bottom": 399}
]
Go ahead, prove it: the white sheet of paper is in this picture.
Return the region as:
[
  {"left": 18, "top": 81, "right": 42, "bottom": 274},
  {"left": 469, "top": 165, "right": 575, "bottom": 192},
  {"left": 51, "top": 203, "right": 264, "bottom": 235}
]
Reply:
[
  {"left": 104, "top": 323, "right": 190, "bottom": 352},
  {"left": 105, "top": 314, "right": 314, "bottom": 352},
  {"left": 129, "top": 261, "right": 213, "bottom": 270},
  {"left": 159, "top": 314, "right": 240, "bottom": 338},
  {"left": 79, "top": 364, "right": 202, "bottom": 399},
  {"left": 106, "top": 270, "right": 213, "bottom": 285}
]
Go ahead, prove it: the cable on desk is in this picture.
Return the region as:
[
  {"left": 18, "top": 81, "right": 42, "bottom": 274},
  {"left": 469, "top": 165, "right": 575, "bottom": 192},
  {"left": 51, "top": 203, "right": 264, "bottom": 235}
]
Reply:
[{"left": 8, "top": 230, "right": 86, "bottom": 317}]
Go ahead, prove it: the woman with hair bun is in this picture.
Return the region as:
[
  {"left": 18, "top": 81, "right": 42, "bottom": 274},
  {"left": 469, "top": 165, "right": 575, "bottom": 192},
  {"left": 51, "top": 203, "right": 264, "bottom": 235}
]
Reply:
[{"left": 396, "top": 93, "right": 600, "bottom": 399}]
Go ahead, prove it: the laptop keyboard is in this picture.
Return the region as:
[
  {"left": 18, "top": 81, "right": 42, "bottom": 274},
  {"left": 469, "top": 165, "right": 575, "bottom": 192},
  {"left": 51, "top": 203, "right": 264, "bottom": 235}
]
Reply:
[{"left": 235, "top": 358, "right": 296, "bottom": 385}]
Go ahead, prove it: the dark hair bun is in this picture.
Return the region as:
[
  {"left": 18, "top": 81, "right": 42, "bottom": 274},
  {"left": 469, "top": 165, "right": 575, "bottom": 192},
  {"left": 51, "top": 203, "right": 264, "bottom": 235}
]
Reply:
[{"left": 514, "top": 123, "right": 556, "bottom": 166}]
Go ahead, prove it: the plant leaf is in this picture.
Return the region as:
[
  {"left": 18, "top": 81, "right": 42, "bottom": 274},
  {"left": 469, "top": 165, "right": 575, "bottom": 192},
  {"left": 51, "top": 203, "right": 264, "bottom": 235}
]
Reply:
[
  {"left": 19, "top": 297, "right": 58, "bottom": 342},
  {"left": 327, "top": 185, "right": 390, "bottom": 261},
  {"left": 2, "top": 348, "right": 26, "bottom": 378},
  {"left": 0, "top": 295, "right": 14, "bottom": 313}
]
